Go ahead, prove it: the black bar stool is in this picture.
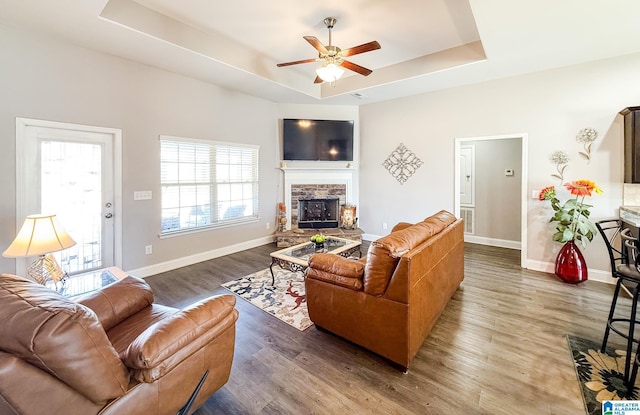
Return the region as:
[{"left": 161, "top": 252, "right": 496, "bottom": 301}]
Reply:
[{"left": 597, "top": 219, "right": 640, "bottom": 389}]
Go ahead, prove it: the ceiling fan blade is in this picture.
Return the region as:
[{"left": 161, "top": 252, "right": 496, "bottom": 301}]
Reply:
[
  {"left": 340, "top": 41, "right": 381, "bottom": 57},
  {"left": 277, "top": 58, "right": 317, "bottom": 67},
  {"left": 341, "top": 60, "right": 373, "bottom": 76},
  {"left": 304, "top": 36, "right": 329, "bottom": 55},
  {"left": 314, "top": 76, "right": 323, "bottom": 84}
]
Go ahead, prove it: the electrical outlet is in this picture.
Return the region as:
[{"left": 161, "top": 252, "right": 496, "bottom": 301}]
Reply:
[
  {"left": 382, "top": 222, "right": 388, "bottom": 230},
  {"left": 145, "top": 245, "right": 152, "bottom": 255},
  {"left": 266, "top": 222, "right": 271, "bottom": 230}
]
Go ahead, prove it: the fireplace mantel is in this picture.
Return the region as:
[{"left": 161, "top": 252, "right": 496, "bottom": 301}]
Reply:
[{"left": 281, "top": 166, "right": 358, "bottom": 231}]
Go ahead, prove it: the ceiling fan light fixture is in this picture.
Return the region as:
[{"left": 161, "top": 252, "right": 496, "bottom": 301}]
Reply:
[{"left": 316, "top": 63, "right": 344, "bottom": 83}]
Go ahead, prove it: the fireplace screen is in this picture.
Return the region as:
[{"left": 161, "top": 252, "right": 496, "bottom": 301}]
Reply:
[{"left": 298, "top": 198, "right": 339, "bottom": 229}]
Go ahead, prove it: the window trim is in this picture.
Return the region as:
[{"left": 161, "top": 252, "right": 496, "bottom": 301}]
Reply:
[{"left": 159, "top": 135, "right": 259, "bottom": 236}]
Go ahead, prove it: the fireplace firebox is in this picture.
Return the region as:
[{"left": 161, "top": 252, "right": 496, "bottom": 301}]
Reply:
[{"left": 298, "top": 198, "right": 339, "bottom": 229}]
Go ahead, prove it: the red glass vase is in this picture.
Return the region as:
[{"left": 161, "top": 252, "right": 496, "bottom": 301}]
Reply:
[{"left": 554, "top": 240, "right": 588, "bottom": 284}]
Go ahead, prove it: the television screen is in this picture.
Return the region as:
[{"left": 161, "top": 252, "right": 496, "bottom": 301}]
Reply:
[{"left": 282, "top": 119, "right": 354, "bottom": 161}]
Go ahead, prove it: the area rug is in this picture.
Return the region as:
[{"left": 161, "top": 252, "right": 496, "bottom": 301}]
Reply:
[
  {"left": 567, "top": 335, "right": 640, "bottom": 415},
  {"left": 222, "top": 268, "right": 312, "bottom": 331}
]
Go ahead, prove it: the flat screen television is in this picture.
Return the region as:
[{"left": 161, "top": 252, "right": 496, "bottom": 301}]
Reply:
[{"left": 282, "top": 119, "right": 354, "bottom": 161}]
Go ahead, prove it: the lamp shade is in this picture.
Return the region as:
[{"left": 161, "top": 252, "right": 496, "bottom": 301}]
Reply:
[
  {"left": 316, "top": 63, "right": 345, "bottom": 83},
  {"left": 3, "top": 214, "right": 76, "bottom": 258}
]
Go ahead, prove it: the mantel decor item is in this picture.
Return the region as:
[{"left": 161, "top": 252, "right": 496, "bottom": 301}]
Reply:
[
  {"left": 382, "top": 143, "right": 423, "bottom": 185},
  {"left": 340, "top": 204, "right": 357, "bottom": 229},
  {"left": 2, "top": 214, "right": 76, "bottom": 286},
  {"left": 277, "top": 203, "right": 287, "bottom": 231}
]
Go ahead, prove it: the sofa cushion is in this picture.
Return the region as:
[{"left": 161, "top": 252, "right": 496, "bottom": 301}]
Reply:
[
  {"left": 363, "top": 210, "right": 456, "bottom": 295},
  {"left": 77, "top": 275, "right": 154, "bottom": 331},
  {"left": 383, "top": 210, "right": 457, "bottom": 258},
  {"left": 0, "top": 273, "right": 130, "bottom": 404}
]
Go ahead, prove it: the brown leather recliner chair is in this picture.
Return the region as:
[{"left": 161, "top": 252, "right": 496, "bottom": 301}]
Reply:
[
  {"left": 305, "top": 210, "right": 464, "bottom": 370},
  {"left": 0, "top": 273, "right": 238, "bottom": 415}
]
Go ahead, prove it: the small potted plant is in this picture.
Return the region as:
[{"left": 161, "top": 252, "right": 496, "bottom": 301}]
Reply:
[{"left": 310, "top": 233, "right": 326, "bottom": 249}]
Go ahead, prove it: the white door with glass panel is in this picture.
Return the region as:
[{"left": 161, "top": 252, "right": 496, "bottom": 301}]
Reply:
[
  {"left": 459, "top": 145, "right": 475, "bottom": 206},
  {"left": 16, "top": 118, "right": 119, "bottom": 276}
]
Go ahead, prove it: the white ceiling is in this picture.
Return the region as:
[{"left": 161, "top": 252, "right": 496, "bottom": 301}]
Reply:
[{"left": 2, "top": 0, "right": 640, "bottom": 105}]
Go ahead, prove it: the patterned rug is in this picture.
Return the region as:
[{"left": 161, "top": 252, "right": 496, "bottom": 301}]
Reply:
[
  {"left": 567, "top": 335, "right": 640, "bottom": 415},
  {"left": 221, "top": 268, "right": 312, "bottom": 331}
]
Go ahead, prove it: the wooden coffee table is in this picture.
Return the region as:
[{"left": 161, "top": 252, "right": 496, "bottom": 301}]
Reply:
[{"left": 269, "top": 236, "right": 361, "bottom": 285}]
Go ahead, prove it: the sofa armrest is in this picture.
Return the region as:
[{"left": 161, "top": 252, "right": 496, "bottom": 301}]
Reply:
[
  {"left": 122, "top": 294, "right": 238, "bottom": 382},
  {"left": 77, "top": 275, "right": 154, "bottom": 331},
  {"left": 306, "top": 253, "right": 364, "bottom": 290}
]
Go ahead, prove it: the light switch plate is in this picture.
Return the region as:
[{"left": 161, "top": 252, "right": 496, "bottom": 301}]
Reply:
[{"left": 134, "top": 190, "right": 152, "bottom": 200}]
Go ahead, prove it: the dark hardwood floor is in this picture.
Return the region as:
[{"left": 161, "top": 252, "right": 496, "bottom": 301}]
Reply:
[{"left": 145, "top": 242, "right": 622, "bottom": 414}]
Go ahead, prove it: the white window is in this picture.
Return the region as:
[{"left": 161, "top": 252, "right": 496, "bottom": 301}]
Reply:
[{"left": 160, "top": 135, "right": 259, "bottom": 235}]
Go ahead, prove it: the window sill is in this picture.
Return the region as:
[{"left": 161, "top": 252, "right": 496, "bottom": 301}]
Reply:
[{"left": 159, "top": 217, "right": 259, "bottom": 239}]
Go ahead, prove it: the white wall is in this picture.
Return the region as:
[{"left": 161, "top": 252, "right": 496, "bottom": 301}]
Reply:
[
  {"left": 4, "top": 21, "right": 640, "bottom": 281},
  {"left": 0, "top": 24, "right": 279, "bottom": 275},
  {"left": 360, "top": 52, "right": 640, "bottom": 277}
]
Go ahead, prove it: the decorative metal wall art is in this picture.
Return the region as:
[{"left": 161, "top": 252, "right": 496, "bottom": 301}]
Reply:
[
  {"left": 382, "top": 143, "right": 423, "bottom": 184},
  {"left": 576, "top": 127, "right": 598, "bottom": 162}
]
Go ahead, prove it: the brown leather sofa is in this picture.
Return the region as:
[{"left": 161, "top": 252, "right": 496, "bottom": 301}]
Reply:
[
  {"left": 305, "top": 210, "right": 464, "bottom": 370},
  {"left": 0, "top": 273, "right": 238, "bottom": 415}
]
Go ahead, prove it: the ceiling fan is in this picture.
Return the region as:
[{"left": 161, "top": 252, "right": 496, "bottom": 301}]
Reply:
[{"left": 276, "top": 17, "right": 381, "bottom": 84}]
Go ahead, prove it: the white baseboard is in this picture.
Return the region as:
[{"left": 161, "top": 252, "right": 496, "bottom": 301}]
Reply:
[
  {"left": 126, "top": 235, "right": 275, "bottom": 278},
  {"left": 201, "top": 233, "right": 614, "bottom": 286},
  {"left": 464, "top": 235, "right": 521, "bottom": 250},
  {"left": 525, "top": 259, "right": 615, "bottom": 285},
  {"left": 362, "top": 233, "right": 380, "bottom": 242}
]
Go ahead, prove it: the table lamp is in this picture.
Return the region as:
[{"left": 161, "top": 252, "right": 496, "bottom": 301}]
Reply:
[{"left": 3, "top": 214, "right": 76, "bottom": 285}]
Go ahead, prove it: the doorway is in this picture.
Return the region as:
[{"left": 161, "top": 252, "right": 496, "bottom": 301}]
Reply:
[
  {"left": 454, "top": 133, "right": 528, "bottom": 267},
  {"left": 15, "top": 118, "right": 122, "bottom": 275}
]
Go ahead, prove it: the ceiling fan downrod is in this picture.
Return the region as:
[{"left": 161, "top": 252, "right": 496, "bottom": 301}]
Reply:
[{"left": 324, "top": 17, "right": 336, "bottom": 47}]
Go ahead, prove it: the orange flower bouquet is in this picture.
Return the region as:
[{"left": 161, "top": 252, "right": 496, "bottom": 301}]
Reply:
[{"left": 539, "top": 179, "right": 603, "bottom": 248}]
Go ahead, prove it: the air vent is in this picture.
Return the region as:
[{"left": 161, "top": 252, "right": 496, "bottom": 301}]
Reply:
[
  {"left": 351, "top": 92, "right": 368, "bottom": 100},
  {"left": 460, "top": 207, "right": 474, "bottom": 234}
]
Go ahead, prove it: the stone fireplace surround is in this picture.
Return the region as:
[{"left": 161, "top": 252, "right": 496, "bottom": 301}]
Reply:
[
  {"left": 277, "top": 167, "right": 362, "bottom": 247},
  {"left": 294, "top": 190, "right": 343, "bottom": 228},
  {"left": 282, "top": 167, "right": 355, "bottom": 229}
]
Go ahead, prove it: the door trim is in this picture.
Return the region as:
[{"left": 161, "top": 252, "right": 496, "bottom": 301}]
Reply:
[
  {"left": 15, "top": 117, "right": 123, "bottom": 272},
  {"left": 454, "top": 133, "right": 528, "bottom": 268}
]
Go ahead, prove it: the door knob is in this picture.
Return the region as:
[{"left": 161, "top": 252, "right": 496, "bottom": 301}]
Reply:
[{"left": 105, "top": 213, "right": 113, "bottom": 218}]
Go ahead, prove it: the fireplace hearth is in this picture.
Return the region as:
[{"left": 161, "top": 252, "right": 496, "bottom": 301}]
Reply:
[{"left": 298, "top": 198, "right": 339, "bottom": 229}]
